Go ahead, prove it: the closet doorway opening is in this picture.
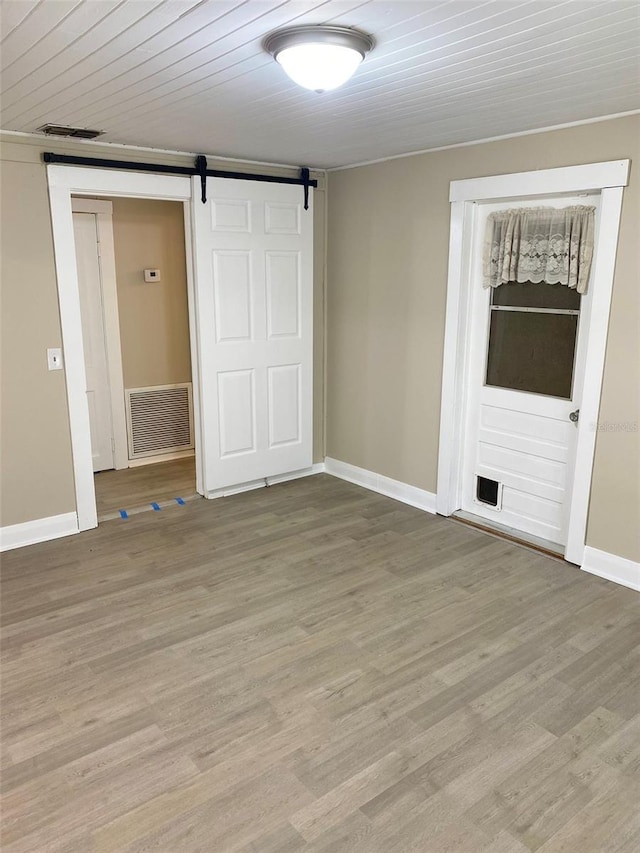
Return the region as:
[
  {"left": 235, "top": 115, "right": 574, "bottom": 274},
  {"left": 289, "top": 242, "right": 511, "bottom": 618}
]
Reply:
[{"left": 71, "top": 195, "right": 198, "bottom": 522}]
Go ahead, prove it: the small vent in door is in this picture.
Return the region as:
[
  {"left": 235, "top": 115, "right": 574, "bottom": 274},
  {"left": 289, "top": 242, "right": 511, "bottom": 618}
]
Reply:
[{"left": 126, "top": 384, "right": 194, "bottom": 459}]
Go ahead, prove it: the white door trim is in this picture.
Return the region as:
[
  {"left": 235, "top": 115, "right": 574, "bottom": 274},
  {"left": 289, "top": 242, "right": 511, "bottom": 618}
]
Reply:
[
  {"left": 71, "top": 198, "right": 128, "bottom": 470},
  {"left": 449, "top": 160, "right": 630, "bottom": 202},
  {"left": 437, "top": 159, "right": 629, "bottom": 566},
  {"left": 47, "top": 165, "right": 195, "bottom": 531},
  {"left": 183, "top": 200, "right": 204, "bottom": 497},
  {"left": 563, "top": 184, "right": 625, "bottom": 563}
]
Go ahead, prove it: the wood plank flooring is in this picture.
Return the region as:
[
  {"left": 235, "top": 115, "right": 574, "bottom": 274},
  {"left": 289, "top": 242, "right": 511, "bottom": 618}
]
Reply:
[
  {"left": 1, "top": 474, "right": 639, "bottom": 852},
  {"left": 94, "top": 457, "right": 196, "bottom": 519}
]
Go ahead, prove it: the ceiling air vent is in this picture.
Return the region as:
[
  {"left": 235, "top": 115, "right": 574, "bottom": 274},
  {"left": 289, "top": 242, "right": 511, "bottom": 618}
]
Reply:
[{"left": 37, "top": 124, "right": 104, "bottom": 139}]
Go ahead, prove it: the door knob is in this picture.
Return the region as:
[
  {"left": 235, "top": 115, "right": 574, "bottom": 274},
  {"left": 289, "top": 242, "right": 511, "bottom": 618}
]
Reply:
[{"left": 569, "top": 409, "right": 580, "bottom": 423}]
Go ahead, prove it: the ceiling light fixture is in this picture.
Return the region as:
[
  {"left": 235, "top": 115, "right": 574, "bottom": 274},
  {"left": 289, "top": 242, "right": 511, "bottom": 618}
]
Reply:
[{"left": 264, "top": 25, "right": 374, "bottom": 93}]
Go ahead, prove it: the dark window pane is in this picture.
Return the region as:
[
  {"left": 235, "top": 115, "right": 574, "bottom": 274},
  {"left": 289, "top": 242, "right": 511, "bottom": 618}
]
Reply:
[
  {"left": 486, "top": 311, "right": 578, "bottom": 398},
  {"left": 491, "top": 281, "right": 581, "bottom": 310}
]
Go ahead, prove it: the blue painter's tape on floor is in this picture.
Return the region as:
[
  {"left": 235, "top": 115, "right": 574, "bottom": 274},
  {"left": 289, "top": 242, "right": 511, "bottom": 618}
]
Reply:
[
  {"left": 175, "top": 497, "right": 185, "bottom": 505},
  {"left": 119, "top": 509, "right": 128, "bottom": 519},
  {"left": 151, "top": 502, "right": 161, "bottom": 511}
]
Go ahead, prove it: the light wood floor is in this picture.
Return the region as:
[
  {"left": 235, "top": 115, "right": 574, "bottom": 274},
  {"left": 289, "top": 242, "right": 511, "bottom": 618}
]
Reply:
[
  {"left": 1, "top": 475, "right": 639, "bottom": 852},
  {"left": 94, "top": 457, "right": 197, "bottom": 519}
]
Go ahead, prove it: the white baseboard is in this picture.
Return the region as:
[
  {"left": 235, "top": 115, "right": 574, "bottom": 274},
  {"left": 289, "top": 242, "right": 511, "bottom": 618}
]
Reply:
[
  {"left": 324, "top": 457, "right": 437, "bottom": 514},
  {"left": 205, "top": 463, "right": 326, "bottom": 499},
  {"left": 127, "top": 450, "right": 195, "bottom": 468},
  {"left": 0, "top": 512, "right": 79, "bottom": 552},
  {"left": 581, "top": 546, "right": 640, "bottom": 592}
]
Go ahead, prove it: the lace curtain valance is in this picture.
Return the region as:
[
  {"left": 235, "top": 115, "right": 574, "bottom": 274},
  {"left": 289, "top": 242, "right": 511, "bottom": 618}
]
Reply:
[{"left": 483, "top": 205, "right": 596, "bottom": 294}]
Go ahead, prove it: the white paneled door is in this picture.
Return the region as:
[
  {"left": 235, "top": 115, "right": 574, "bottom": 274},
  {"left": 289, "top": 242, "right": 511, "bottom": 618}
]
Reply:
[
  {"left": 191, "top": 178, "right": 313, "bottom": 495},
  {"left": 73, "top": 212, "right": 114, "bottom": 473},
  {"left": 461, "top": 195, "right": 598, "bottom": 547}
]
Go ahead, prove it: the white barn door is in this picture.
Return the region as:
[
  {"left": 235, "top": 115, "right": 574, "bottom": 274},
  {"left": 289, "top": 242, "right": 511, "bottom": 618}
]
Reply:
[{"left": 191, "top": 178, "right": 313, "bottom": 495}]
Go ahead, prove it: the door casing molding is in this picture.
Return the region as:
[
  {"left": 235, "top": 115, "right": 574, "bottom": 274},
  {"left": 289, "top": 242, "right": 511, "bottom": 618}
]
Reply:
[
  {"left": 47, "top": 166, "right": 198, "bottom": 532},
  {"left": 70, "top": 198, "right": 128, "bottom": 471},
  {"left": 437, "top": 159, "right": 629, "bottom": 566}
]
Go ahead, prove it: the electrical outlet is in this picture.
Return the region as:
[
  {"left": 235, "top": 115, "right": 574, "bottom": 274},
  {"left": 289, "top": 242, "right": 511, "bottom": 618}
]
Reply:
[{"left": 47, "top": 348, "right": 63, "bottom": 370}]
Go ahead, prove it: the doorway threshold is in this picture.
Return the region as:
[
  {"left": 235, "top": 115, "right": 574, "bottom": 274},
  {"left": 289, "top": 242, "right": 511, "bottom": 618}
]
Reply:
[
  {"left": 98, "top": 492, "right": 201, "bottom": 522},
  {"left": 95, "top": 456, "right": 197, "bottom": 521},
  {"left": 450, "top": 510, "right": 565, "bottom": 561}
]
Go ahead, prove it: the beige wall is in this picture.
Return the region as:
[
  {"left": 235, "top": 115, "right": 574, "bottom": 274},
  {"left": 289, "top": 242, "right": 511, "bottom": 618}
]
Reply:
[
  {"left": 0, "top": 160, "right": 76, "bottom": 526},
  {"left": 110, "top": 198, "right": 191, "bottom": 389},
  {"left": 327, "top": 115, "right": 640, "bottom": 562},
  {"left": 0, "top": 134, "right": 325, "bottom": 528}
]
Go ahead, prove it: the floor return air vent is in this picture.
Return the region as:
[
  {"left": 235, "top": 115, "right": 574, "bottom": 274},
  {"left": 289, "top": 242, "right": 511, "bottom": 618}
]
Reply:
[{"left": 125, "top": 383, "right": 194, "bottom": 459}]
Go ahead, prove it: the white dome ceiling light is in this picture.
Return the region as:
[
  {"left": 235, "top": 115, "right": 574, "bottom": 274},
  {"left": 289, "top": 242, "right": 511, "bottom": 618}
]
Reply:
[{"left": 264, "top": 25, "right": 374, "bottom": 93}]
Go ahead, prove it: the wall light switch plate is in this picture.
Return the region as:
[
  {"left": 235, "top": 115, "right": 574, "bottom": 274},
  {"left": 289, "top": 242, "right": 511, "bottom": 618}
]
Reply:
[
  {"left": 47, "top": 348, "right": 63, "bottom": 370},
  {"left": 144, "top": 268, "right": 161, "bottom": 282}
]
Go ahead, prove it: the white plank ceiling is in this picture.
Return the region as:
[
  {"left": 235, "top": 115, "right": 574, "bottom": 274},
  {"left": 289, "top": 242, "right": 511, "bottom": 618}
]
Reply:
[{"left": 1, "top": 0, "right": 639, "bottom": 168}]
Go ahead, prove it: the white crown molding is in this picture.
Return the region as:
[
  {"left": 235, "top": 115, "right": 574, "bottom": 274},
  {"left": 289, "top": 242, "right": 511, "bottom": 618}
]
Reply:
[
  {"left": 582, "top": 546, "right": 640, "bottom": 592},
  {"left": 328, "top": 110, "right": 640, "bottom": 172},
  {"left": 325, "top": 457, "right": 436, "bottom": 514},
  {"left": 0, "top": 512, "right": 78, "bottom": 552},
  {"left": 6, "top": 111, "right": 637, "bottom": 176},
  {"left": 0, "top": 129, "right": 326, "bottom": 175}
]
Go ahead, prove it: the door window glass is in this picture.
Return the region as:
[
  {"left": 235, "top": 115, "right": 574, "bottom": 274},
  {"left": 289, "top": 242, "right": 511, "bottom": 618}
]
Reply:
[
  {"left": 491, "top": 281, "right": 581, "bottom": 310},
  {"left": 485, "top": 281, "right": 580, "bottom": 399}
]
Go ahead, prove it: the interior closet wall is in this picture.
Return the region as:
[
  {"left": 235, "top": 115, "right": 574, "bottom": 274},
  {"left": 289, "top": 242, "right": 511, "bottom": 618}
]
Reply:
[{"left": 111, "top": 197, "right": 191, "bottom": 389}]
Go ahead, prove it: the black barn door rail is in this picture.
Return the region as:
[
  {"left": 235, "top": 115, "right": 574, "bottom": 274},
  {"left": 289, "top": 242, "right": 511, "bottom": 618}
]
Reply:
[{"left": 42, "top": 152, "right": 317, "bottom": 209}]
